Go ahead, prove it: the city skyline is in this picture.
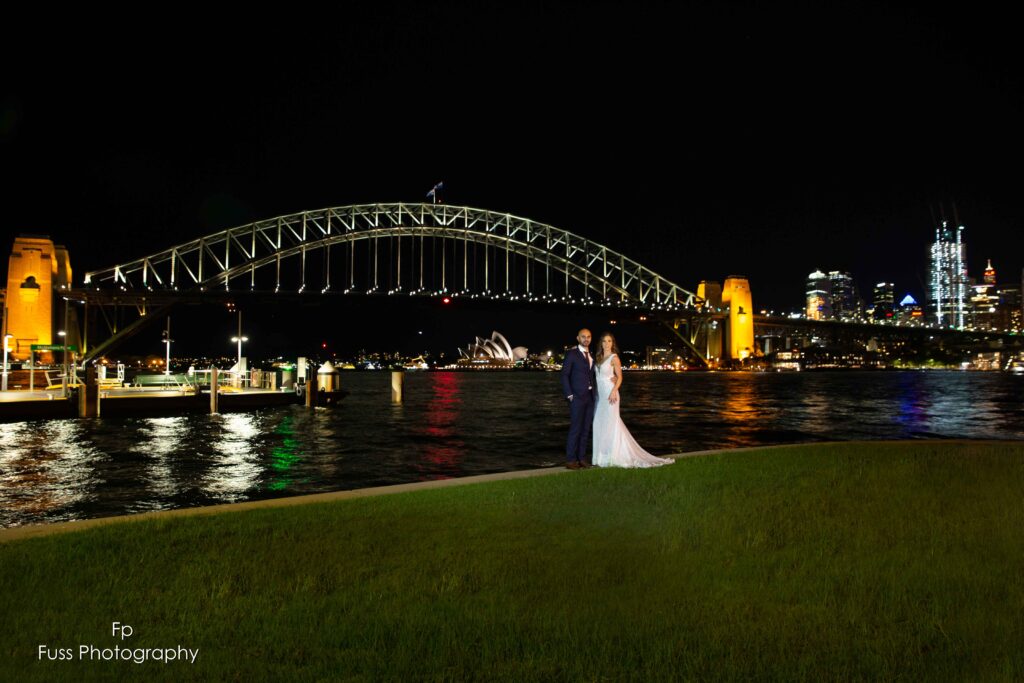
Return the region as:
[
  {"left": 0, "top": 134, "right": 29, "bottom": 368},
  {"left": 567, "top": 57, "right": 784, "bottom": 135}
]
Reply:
[{"left": 800, "top": 219, "right": 1021, "bottom": 333}]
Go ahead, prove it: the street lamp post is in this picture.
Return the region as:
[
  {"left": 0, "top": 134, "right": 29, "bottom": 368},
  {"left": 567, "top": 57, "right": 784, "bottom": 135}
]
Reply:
[
  {"left": 231, "top": 310, "right": 248, "bottom": 386},
  {"left": 1, "top": 299, "right": 8, "bottom": 391},
  {"left": 230, "top": 335, "right": 248, "bottom": 387},
  {"left": 58, "top": 330, "right": 67, "bottom": 397},
  {"left": 2, "top": 334, "right": 12, "bottom": 391},
  {"left": 162, "top": 317, "right": 172, "bottom": 376},
  {"left": 231, "top": 335, "right": 249, "bottom": 367},
  {"left": 60, "top": 295, "right": 73, "bottom": 397}
]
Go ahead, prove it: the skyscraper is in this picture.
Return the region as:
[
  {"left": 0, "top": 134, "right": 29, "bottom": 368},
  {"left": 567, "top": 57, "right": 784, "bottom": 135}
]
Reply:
[
  {"left": 828, "top": 271, "right": 857, "bottom": 320},
  {"left": 873, "top": 282, "right": 895, "bottom": 321},
  {"left": 927, "top": 220, "right": 968, "bottom": 328},
  {"left": 970, "top": 259, "right": 999, "bottom": 330},
  {"left": 899, "top": 293, "right": 924, "bottom": 324},
  {"left": 806, "top": 270, "right": 831, "bottom": 320},
  {"left": 999, "top": 284, "right": 1023, "bottom": 332}
]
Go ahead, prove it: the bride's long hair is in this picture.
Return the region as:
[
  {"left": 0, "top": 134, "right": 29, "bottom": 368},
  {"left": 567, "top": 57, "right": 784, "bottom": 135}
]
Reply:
[{"left": 595, "top": 332, "right": 620, "bottom": 365}]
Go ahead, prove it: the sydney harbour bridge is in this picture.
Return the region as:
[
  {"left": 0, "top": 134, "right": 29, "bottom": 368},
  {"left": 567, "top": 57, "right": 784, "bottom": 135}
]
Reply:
[
  {"left": 69, "top": 202, "right": 751, "bottom": 367},
  {"left": 4, "top": 202, "right": 1018, "bottom": 370}
]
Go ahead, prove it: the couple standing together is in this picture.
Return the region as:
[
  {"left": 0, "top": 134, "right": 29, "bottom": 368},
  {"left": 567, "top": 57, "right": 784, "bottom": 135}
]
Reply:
[{"left": 560, "top": 329, "right": 674, "bottom": 470}]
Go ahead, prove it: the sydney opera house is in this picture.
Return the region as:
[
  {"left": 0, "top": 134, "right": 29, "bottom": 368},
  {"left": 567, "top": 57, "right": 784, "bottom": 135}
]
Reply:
[{"left": 456, "top": 331, "right": 528, "bottom": 369}]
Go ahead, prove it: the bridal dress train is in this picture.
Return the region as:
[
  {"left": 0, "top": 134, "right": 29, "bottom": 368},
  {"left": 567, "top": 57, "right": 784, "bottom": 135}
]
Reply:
[{"left": 592, "top": 354, "right": 674, "bottom": 468}]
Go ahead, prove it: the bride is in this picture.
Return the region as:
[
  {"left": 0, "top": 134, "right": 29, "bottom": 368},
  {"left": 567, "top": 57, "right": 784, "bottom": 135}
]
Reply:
[{"left": 592, "top": 332, "right": 674, "bottom": 468}]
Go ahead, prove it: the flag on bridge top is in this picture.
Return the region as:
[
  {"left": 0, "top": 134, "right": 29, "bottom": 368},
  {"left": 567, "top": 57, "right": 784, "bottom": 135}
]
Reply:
[{"left": 426, "top": 181, "right": 444, "bottom": 203}]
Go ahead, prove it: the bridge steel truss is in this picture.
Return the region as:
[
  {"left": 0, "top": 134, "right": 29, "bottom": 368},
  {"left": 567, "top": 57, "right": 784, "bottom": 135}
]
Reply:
[
  {"left": 80, "top": 203, "right": 711, "bottom": 366},
  {"left": 84, "top": 203, "right": 702, "bottom": 310}
]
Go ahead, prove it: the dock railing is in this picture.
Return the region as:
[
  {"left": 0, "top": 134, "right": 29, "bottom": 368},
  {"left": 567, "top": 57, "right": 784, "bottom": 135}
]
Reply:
[
  {"left": 148, "top": 369, "right": 280, "bottom": 393},
  {"left": 45, "top": 369, "right": 84, "bottom": 392},
  {"left": 129, "top": 373, "right": 196, "bottom": 393}
]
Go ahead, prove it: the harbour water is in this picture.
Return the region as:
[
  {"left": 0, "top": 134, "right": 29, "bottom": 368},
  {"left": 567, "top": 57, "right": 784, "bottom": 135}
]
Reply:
[{"left": 1, "top": 370, "right": 1022, "bottom": 528}]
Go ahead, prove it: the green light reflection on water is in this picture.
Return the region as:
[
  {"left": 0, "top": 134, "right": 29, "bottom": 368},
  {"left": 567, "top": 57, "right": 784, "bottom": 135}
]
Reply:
[{"left": 267, "top": 415, "right": 303, "bottom": 491}]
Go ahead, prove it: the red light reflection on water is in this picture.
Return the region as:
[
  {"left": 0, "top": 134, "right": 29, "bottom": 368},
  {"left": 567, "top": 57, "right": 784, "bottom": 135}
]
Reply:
[{"left": 418, "top": 371, "right": 465, "bottom": 477}]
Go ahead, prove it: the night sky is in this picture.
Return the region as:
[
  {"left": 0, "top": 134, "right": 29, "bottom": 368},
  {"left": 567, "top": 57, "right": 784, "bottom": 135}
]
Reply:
[{"left": 3, "top": 5, "right": 1022, "bottom": 357}]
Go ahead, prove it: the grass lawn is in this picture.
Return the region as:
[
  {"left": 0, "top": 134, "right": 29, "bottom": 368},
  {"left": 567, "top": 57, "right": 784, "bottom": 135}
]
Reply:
[{"left": 2, "top": 441, "right": 1023, "bottom": 681}]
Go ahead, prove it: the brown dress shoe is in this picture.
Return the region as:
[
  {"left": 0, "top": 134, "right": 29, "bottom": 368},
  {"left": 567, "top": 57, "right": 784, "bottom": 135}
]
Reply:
[{"left": 566, "top": 462, "right": 582, "bottom": 470}]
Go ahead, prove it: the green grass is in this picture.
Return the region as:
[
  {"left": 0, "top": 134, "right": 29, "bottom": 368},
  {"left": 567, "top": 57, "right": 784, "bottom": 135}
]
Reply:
[{"left": 2, "top": 441, "right": 1023, "bottom": 682}]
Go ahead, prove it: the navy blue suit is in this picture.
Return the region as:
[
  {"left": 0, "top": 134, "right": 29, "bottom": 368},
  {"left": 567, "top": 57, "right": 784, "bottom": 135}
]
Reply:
[{"left": 561, "top": 347, "right": 596, "bottom": 464}]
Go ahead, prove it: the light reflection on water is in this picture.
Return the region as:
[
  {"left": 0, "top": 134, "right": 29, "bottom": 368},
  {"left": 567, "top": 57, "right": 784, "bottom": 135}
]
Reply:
[
  {"left": 204, "top": 413, "right": 263, "bottom": 501},
  {"left": 418, "top": 371, "right": 464, "bottom": 479},
  {"left": 267, "top": 414, "right": 302, "bottom": 492},
  {"left": 0, "top": 421, "right": 101, "bottom": 522},
  {"left": 0, "top": 370, "right": 1022, "bottom": 528},
  {"left": 137, "top": 417, "right": 184, "bottom": 503}
]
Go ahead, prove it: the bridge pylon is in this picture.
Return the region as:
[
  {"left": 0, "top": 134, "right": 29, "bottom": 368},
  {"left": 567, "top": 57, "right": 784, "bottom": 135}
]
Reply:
[
  {"left": 4, "top": 235, "right": 78, "bottom": 363},
  {"left": 722, "top": 276, "right": 754, "bottom": 363},
  {"left": 666, "top": 277, "right": 753, "bottom": 368}
]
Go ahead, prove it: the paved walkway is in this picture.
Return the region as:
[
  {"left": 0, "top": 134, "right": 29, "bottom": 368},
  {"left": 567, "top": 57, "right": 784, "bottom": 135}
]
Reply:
[{"left": 2, "top": 440, "right": 1018, "bottom": 544}]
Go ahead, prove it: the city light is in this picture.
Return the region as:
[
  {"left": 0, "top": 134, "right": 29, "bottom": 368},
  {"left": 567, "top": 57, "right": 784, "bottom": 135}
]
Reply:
[{"left": 231, "top": 335, "right": 249, "bottom": 369}]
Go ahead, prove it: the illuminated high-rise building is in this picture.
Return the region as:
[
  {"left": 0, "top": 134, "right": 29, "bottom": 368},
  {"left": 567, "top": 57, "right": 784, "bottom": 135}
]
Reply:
[
  {"left": 983, "top": 258, "right": 996, "bottom": 285},
  {"left": 873, "top": 282, "right": 895, "bottom": 321},
  {"left": 927, "top": 220, "right": 967, "bottom": 328},
  {"left": 970, "top": 259, "right": 999, "bottom": 330},
  {"left": 899, "top": 293, "right": 924, "bottom": 325},
  {"left": 997, "top": 285, "right": 1022, "bottom": 332},
  {"left": 805, "top": 269, "right": 831, "bottom": 320},
  {"left": 828, "top": 271, "right": 856, "bottom": 320}
]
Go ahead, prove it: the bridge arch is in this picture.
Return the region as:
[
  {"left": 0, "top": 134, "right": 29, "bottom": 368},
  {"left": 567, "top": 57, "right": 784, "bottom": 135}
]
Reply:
[{"left": 84, "top": 203, "right": 701, "bottom": 310}]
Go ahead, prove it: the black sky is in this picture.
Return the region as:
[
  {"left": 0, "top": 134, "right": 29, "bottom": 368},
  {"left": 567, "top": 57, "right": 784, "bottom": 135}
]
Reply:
[{"left": 2, "top": 4, "right": 1022, "bottom": 355}]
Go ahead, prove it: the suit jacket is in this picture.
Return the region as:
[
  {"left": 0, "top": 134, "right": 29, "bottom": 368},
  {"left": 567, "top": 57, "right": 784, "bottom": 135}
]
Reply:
[{"left": 561, "top": 347, "right": 596, "bottom": 400}]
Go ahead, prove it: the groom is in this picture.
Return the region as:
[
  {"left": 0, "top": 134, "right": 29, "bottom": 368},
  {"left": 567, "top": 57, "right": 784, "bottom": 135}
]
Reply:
[{"left": 560, "top": 328, "right": 596, "bottom": 470}]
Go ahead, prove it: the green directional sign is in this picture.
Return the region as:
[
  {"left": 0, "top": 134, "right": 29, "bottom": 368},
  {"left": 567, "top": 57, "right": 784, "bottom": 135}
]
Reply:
[{"left": 30, "top": 344, "right": 78, "bottom": 352}]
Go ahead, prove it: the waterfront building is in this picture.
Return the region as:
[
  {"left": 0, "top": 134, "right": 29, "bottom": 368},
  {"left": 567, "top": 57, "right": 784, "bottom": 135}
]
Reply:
[
  {"left": 645, "top": 346, "right": 683, "bottom": 369},
  {"left": 771, "top": 349, "right": 802, "bottom": 371},
  {"left": 927, "top": 219, "right": 968, "bottom": 328},
  {"left": 456, "top": 331, "right": 526, "bottom": 368},
  {"left": 806, "top": 269, "right": 832, "bottom": 320},
  {"left": 828, "top": 271, "right": 858, "bottom": 320}
]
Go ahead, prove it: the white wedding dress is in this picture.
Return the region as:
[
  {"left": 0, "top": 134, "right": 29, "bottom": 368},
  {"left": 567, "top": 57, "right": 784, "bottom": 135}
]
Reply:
[{"left": 592, "top": 354, "right": 674, "bottom": 468}]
